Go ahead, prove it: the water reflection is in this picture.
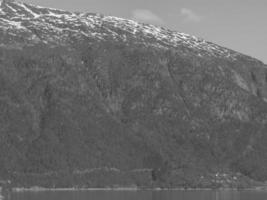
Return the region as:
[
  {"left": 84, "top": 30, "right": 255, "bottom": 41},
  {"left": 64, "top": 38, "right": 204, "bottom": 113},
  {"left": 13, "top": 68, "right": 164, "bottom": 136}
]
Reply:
[
  {"left": 10, "top": 189, "right": 267, "bottom": 200},
  {"left": 215, "top": 190, "right": 236, "bottom": 200}
]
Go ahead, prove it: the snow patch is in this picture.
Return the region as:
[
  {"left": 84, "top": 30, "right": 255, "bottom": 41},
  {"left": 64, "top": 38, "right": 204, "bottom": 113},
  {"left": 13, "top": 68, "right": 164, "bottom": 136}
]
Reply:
[
  {"left": 4, "top": 3, "right": 17, "bottom": 13},
  {"left": 0, "top": 18, "right": 25, "bottom": 29},
  {"left": 17, "top": 2, "right": 40, "bottom": 18},
  {"left": 47, "top": 11, "right": 64, "bottom": 18}
]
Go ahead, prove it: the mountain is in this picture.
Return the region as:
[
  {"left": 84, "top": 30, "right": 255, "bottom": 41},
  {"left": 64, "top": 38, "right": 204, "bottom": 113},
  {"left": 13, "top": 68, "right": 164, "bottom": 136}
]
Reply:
[{"left": 1, "top": 0, "right": 267, "bottom": 188}]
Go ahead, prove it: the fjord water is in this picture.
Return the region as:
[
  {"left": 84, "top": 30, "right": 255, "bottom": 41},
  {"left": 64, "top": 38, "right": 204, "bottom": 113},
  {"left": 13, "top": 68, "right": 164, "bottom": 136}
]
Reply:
[{"left": 10, "top": 190, "right": 267, "bottom": 200}]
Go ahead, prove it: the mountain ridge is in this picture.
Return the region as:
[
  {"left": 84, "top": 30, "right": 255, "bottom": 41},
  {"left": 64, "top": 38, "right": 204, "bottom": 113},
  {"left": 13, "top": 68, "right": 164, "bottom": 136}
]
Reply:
[
  {"left": 0, "top": 0, "right": 264, "bottom": 64},
  {"left": 1, "top": 0, "right": 267, "bottom": 189}
]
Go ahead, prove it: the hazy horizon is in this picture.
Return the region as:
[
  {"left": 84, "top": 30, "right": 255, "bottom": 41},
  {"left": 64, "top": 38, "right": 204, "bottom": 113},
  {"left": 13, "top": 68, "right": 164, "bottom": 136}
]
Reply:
[{"left": 20, "top": 0, "right": 267, "bottom": 63}]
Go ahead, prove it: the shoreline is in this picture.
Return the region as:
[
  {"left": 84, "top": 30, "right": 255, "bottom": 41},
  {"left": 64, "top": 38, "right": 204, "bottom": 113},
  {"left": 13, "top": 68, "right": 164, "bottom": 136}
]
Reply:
[{"left": 12, "top": 187, "right": 265, "bottom": 192}]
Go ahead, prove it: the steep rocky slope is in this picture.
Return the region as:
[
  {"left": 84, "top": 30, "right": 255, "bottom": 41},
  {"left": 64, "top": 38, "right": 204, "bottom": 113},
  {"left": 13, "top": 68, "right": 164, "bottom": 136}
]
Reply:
[{"left": 1, "top": 0, "right": 267, "bottom": 188}]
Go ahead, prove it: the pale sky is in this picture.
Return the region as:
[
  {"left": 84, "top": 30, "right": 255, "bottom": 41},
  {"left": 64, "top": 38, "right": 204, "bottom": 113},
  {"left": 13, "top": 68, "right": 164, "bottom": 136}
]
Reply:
[{"left": 22, "top": 0, "right": 267, "bottom": 63}]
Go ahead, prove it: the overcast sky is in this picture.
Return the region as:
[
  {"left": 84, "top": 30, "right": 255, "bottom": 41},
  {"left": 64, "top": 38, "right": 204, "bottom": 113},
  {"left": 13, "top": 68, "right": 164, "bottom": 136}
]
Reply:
[{"left": 22, "top": 0, "right": 267, "bottom": 63}]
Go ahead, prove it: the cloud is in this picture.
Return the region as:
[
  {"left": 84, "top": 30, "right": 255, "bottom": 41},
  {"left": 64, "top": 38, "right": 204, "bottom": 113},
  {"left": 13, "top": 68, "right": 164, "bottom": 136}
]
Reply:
[
  {"left": 132, "top": 9, "right": 163, "bottom": 24},
  {"left": 180, "top": 8, "right": 202, "bottom": 22}
]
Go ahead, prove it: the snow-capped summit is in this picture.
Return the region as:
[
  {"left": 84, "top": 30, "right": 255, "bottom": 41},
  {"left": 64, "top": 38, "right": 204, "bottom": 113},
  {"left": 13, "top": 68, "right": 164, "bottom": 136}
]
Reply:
[{"left": 0, "top": 0, "right": 257, "bottom": 61}]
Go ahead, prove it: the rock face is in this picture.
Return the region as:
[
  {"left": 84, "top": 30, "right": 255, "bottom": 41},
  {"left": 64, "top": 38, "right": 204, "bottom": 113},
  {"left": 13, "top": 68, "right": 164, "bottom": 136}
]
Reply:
[{"left": 1, "top": 0, "right": 267, "bottom": 187}]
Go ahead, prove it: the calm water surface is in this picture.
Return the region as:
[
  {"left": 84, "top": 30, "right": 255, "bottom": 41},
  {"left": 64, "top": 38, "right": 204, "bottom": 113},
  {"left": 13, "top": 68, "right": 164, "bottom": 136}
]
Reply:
[{"left": 10, "top": 190, "right": 267, "bottom": 200}]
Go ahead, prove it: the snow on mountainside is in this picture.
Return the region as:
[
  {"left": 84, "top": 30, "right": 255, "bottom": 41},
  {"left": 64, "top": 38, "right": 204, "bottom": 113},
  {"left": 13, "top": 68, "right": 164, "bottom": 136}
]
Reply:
[
  {"left": 0, "top": 0, "right": 262, "bottom": 62},
  {"left": 2, "top": 0, "right": 267, "bottom": 189}
]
